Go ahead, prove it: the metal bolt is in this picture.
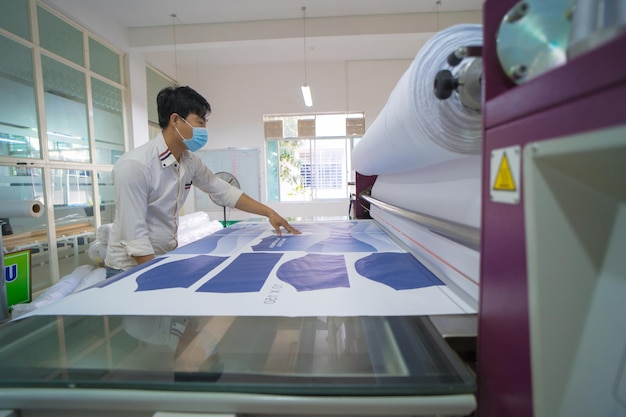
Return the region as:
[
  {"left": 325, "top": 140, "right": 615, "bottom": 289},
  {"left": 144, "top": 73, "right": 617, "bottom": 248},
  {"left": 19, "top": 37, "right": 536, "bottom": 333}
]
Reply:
[
  {"left": 505, "top": 2, "right": 529, "bottom": 24},
  {"left": 510, "top": 64, "right": 528, "bottom": 81}
]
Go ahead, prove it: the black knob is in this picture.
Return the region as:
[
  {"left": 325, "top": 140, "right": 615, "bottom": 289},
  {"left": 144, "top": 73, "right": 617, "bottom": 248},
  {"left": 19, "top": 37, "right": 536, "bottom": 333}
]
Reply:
[
  {"left": 434, "top": 70, "right": 459, "bottom": 100},
  {"left": 447, "top": 51, "right": 464, "bottom": 67}
]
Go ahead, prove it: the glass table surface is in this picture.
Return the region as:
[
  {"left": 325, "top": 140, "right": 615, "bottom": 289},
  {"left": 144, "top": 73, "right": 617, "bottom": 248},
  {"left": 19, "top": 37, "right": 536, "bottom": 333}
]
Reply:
[{"left": 0, "top": 314, "right": 474, "bottom": 396}]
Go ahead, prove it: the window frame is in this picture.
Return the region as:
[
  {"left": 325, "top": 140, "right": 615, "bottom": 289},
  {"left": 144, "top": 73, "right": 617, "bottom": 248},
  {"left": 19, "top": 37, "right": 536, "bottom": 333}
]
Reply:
[
  {"left": 0, "top": 0, "right": 126, "bottom": 290},
  {"left": 264, "top": 112, "right": 364, "bottom": 203}
]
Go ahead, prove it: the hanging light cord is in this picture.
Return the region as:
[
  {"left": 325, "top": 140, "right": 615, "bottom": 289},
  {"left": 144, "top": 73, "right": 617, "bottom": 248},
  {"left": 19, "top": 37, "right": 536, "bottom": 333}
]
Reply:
[
  {"left": 302, "top": 6, "right": 308, "bottom": 85},
  {"left": 171, "top": 13, "right": 179, "bottom": 81},
  {"left": 431, "top": 0, "right": 442, "bottom": 31}
]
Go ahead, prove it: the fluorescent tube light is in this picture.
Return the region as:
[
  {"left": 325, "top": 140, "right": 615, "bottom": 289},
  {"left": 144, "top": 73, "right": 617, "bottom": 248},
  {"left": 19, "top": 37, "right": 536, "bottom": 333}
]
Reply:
[{"left": 301, "top": 84, "right": 313, "bottom": 107}]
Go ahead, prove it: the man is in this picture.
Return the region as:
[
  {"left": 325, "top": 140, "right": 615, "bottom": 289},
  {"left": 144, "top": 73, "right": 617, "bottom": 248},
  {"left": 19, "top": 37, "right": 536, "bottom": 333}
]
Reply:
[{"left": 105, "top": 85, "right": 300, "bottom": 278}]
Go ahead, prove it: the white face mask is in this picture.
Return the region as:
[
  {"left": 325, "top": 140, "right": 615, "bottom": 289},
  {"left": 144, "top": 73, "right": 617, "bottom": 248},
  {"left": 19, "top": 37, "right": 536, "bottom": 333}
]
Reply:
[{"left": 175, "top": 117, "right": 209, "bottom": 152}]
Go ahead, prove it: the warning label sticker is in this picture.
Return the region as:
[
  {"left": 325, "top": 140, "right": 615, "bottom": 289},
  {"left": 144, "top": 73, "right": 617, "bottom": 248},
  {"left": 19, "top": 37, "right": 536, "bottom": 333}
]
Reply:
[
  {"left": 493, "top": 153, "right": 516, "bottom": 191},
  {"left": 490, "top": 146, "right": 521, "bottom": 204}
]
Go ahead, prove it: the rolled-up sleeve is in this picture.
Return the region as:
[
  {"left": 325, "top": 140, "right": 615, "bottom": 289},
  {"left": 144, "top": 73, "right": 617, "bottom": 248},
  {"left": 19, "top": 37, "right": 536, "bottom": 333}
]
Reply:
[{"left": 113, "top": 159, "right": 154, "bottom": 257}]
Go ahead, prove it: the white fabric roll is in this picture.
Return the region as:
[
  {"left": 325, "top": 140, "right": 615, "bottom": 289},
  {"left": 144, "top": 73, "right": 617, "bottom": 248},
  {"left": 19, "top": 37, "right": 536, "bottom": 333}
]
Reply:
[
  {"left": 88, "top": 240, "right": 108, "bottom": 264},
  {"left": 352, "top": 24, "right": 483, "bottom": 176},
  {"left": 95, "top": 223, "right": 112, "bottom": 243},
  {"left": 177, "top": 211, "right": 223, "bottom": 247},
  {"left": 11, "top": 265, "right": 95, "bottom": 318},
  {"left": 0, "top": 200, "right": 45, "bottom": 218},
  {"left": 73, "top": 268, "right": 106, "bottom": 292},
  {"left": 73, "top": 267, "right": 106, "bottom": 292},
  {"left": 371, "top": 156, "right": 482, "bottom": 228}
]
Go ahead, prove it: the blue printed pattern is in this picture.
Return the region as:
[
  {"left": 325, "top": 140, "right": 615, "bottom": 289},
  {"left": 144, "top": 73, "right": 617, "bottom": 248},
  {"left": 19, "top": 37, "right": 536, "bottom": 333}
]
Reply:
[
  {"left": 252, "top": 233, "right": 376, "bottom": 253},
  {"left": 135, "top": 255, "right": 228, "bottom": 291},
  {"left": 250, "top": 221, "right": 400, "bottom": 253},
  {"left": 213, "top": 223, "right": 269, "bottom": 235},
  {"left": 196, "top": 252, "right": 283, "bottom": 293},
  {"left": 170, "top": 234, "right": 224, "bottom": 255},
  {"left": 276, "top": 254, "right": 349, "bottom": 291},
  {"left": 308, "top": 233, "right": 376, "bottom": 252},
  {"left": 98, "top": 257, "right": 166, "bottom": 288},
  {"left": 170, "top": 225, "right": 258, "bottom": 255},
  {"left": 354, "top": 253, "right": 444, "bottom": 290}
]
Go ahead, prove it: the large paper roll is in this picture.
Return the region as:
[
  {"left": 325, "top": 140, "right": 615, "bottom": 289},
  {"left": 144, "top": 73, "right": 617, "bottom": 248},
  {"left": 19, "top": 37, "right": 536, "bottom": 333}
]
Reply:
[
  {"left": 0, "top": 200, "right": 45, "bottom": 218},
  {"left": 352, "top": 24, "right": 483, "bottom": 176}
]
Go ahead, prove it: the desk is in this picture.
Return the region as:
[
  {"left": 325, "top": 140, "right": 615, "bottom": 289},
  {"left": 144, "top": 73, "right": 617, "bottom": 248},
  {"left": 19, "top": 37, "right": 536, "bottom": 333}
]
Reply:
[
  {"left": 2, "top": 221, "right": 95, "bottom": 252},
  {"left": 2, "top": 222, "right": 95, "bottom": 269}
]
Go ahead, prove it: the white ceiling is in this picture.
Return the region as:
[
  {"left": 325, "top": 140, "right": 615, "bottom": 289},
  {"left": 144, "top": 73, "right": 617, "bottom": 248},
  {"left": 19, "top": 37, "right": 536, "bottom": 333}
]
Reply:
[
  {"left": 45, "top": 0, "right": 483, "bottom": 73},
  {"left": 46, "top": 0, "right": 482, "bottom": 28}
]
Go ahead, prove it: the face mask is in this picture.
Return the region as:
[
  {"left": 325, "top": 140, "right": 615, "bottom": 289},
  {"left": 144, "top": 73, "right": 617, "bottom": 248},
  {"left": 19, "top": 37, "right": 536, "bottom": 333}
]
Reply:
[{"left": 175, "top": 117, "right": 208, "bottom": 152}]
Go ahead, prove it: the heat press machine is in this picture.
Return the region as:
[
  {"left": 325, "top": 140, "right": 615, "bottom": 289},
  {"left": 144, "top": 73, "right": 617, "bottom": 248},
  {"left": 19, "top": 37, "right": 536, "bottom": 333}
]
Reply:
[{"left": 0, "top": 0, "right": 624, "bottom": 415}]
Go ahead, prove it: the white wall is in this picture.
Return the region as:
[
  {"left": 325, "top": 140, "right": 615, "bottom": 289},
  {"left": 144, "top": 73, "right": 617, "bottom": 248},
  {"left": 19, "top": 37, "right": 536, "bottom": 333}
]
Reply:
[
  {"left": 43, "top": 0, "right": 475, "bottom": 220},
  {"left": 171, "top": 58, "right": 411, "bottom": 220}
]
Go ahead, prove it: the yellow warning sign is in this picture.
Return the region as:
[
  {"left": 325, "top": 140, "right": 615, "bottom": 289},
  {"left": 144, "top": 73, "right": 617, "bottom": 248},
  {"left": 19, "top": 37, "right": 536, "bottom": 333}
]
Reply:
[
  {"left": 493, "top": 153, "right": 516, "bottom": 191},
  {"left": 490, "top": 146, "right": 520, "bottom": 204}
]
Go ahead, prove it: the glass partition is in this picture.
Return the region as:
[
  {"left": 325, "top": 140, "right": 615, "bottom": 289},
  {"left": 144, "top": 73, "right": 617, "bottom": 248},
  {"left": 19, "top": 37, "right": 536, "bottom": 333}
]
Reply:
[
  {"left": 96, "top": 170, "right": 115, "bottom": 225},
  {"left": 0, "top": 164, "right": 50, "bottom": 291},
  {"left": 50, "top": 168, "right": 96, "bottom": 277},
  {"left": 0, "top": 36, "right": 40, "bottom": 159},
  {"left": 0, "top": 0, "right": 30, "bottom": 41},
  {"left": 88, "top": 37, "right": 121, "bottom": 83},
  {"left": 1, "top": 2, "right": 127, "bottom": 291},
  {"left": 42, "top": 55, "right": 90, "bottom": 163},
  {"left": 92, "top": 78, "right": 124, "bottom": 165},
  {"left": 37, "top": 5, "right": 84, "bottom": 66},
  {"left": 146, "top": 67, "right": 175, "bottom": 125}
]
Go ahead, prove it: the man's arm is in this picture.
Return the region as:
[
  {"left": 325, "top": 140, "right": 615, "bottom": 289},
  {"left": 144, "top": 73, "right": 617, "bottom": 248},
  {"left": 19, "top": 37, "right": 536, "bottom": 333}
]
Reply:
[
  {"left": 234, "top": 193, "right": 301, "bottom": 236},
  {"left": 113, "top": 159, "right": 155, "bottom": 266},
  {"left": 132, "top": 254, "right": 156, "bottom": 265}
]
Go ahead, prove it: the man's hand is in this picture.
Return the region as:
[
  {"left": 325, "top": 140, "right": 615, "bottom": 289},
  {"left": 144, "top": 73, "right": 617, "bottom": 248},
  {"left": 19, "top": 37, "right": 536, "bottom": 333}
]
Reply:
[{"left": 269, "top": 213, "right": 301, "bottom": 236}]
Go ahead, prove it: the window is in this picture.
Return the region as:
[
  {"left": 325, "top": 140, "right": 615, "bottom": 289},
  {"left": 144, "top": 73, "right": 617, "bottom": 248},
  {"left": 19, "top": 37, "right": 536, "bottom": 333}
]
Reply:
[
  {"left": 0, "top": 35, "right": 39, "bottom": 159},
  {"left": 0, "top": 0, "right": 31, "bottom": 41},
  {"left": 37, "top": 5, "right": 84, "bottom": 65},
  {"left": 42, "top": 55, "right": 90, "bottom": 163},
  {"left": 92, "top": 77, "right": 125, "bottom": 164},
  {"left": 264, "top": 113, "right": 364, "bottom": 202},
  {"left": 0, "top": 1, "right": 125, "bottom": 291},
  {"left": 146, "top": 66, "right": 176, "bottom": 137}
]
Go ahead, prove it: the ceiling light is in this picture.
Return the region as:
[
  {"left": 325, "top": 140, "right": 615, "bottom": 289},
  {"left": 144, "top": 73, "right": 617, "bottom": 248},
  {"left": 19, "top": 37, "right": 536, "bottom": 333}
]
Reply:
[{"left": 301, "top": 84, "right": 313, "bottom": 107}]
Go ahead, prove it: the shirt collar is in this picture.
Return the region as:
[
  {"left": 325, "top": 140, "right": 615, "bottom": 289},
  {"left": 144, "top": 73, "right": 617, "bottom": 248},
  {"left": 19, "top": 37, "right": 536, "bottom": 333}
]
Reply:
[{"left": 155, "top": 133, "right": 178, "bottom": 168}]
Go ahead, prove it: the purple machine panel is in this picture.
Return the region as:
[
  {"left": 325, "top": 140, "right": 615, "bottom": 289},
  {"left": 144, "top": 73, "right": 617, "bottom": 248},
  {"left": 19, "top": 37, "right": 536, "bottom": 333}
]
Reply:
[{"left": 478, "top": 1, "right": 626, "bottom": 416}]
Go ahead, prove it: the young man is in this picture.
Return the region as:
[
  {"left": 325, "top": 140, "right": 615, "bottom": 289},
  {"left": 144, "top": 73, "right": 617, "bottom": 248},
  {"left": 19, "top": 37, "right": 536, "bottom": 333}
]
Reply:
[{"left": 105, "top": 85, "right": 300, "bottom": 277}]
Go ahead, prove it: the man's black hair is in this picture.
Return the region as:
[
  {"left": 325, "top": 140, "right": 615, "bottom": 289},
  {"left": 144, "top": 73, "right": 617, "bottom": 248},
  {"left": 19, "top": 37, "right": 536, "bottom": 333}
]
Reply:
[{"left": 156, "top": 85, "right": 211, "bottom": 128}]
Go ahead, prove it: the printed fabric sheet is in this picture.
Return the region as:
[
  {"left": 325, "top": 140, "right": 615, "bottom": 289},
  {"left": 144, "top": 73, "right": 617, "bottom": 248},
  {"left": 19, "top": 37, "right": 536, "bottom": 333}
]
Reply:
[{"left": 26, "top": 220, "right": 476, "bottom": 317}]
